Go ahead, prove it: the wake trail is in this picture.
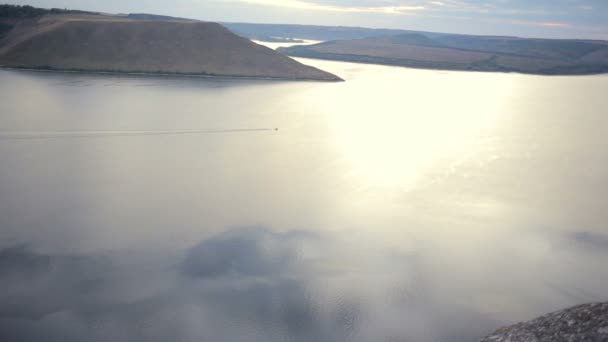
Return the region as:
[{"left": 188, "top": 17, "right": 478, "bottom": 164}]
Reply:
[{"left": 0, "top": 128, "right": 278, "bottom": 140}]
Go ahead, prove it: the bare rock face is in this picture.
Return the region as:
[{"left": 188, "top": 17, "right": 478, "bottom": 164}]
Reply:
[{"left": 480, "top": 303, "right": 608, "bottom": 342}]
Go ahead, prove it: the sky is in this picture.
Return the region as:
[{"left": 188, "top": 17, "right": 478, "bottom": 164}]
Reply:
[{"left": 5, "top": 0, "right": 608, "bottom": 39}]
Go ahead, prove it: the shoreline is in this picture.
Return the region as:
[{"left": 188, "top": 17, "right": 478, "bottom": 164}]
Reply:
[
  {"left": 479, "top": 302, "right": 608, "bottom": 342},
  {"left": 0, "top": 65, "right": 344, "bottom": 82},
  {"left": 283, "top": 52, "right": 608, "bottom": 77}
]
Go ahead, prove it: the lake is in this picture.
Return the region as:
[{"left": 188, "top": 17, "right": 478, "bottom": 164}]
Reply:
[{"left": 0, "top": 60, "right": 607, "bottom": 342}]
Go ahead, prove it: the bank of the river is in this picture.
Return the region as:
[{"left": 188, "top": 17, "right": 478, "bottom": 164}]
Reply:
[{"left": 480, "top": 303, "right": 608, "bottom": 342}]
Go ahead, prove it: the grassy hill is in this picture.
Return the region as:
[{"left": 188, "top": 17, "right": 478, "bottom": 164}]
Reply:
[
  {"left": 222, "top": 22, "right": 477, "bottom": 42},
  {"left": 280, "top": 34, "right": 608, "bottom": 75},
  {"left": 0, "top": 8, "right": 340, "bottom": 81},
  {"left": 222, "top": 22, "right": 608, "bottom": 75}
]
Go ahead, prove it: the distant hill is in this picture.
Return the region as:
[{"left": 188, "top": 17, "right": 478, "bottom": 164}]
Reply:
[
  {"left": 223, "top": 22, "right": 608, "bottom": 75},
  {"left": 126, "top": 13, "right": 193, "bottom": 22},
  {"left": 0, "top": 8, "right": 341, "bottom": 81},
  {"left": 280, "top": 34, "right": 608, "bottom": 75},
  {"left": 222, "top": 22, "right": 435, "bottom": 42}
]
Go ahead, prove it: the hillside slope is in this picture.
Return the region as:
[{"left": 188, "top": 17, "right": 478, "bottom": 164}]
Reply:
[
  {"left": 222, "top": 22, "right": 432, "bottom": 42},
  {"left": 280, "top": 33, "right": 608, "bottom": 75},
  {"left": 0, "top": 15, "right": 341, "bottom": 81}
]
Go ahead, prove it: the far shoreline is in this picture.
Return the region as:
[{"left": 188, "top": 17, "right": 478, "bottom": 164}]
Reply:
[{"left": 282, "top": 51, "right": 608, "bottom": 77}]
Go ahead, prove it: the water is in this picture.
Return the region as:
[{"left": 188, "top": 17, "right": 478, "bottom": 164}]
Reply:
[
  {"left": 0, "top": 61, "right": 607, "bottom": 342},
  {"left": 252, "top": 39, "right": 323, "bottom": 50}
]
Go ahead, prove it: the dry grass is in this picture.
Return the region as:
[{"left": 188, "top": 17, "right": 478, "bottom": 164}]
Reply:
[
  {"left": 313, "top": 40, "right": 492, "bottom": 64},
  {"left": 284, "top": 35, "right": 608, "bottom": 75},
  {"left": 0, "top": 14, "right": 341, "bottom": 80}
]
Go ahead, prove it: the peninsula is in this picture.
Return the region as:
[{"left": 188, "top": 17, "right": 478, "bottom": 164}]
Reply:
[
  {"left": 224, "top": 23, "right": 608, "bottom": 75},
  {"left": 279, "top": 33, "right": 608, "bottom": 75},
  {"left": 0, "top": 5, "right": 341, "bottom": 81}
]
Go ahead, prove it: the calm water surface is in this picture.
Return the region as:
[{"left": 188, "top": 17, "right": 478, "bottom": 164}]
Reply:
[{"left": 0, "top": 60, "right": 607, "bottom": 342}]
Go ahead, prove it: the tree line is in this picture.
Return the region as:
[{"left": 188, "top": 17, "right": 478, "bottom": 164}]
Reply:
[{"left": 0, "top": 4, "right": 96, "bottom": 18}]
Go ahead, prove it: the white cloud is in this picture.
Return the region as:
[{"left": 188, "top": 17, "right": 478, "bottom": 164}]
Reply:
[{"left": 234, "top": 0, "right": 425, "bottom": 14}]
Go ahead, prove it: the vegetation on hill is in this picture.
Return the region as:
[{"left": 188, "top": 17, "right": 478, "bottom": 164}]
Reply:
[
  {"left": 0, "top": 22, "right": 11, "bottom": 38},
  {"left": 222, "top": 22, "right": 430, "bottom": 42},
  {"left": 0, "top": 4, "right": 95, "bottom": 18},
  {"left": 434, "top": 35, "right": 607, "bottom": 60},
  {"left": 127, "top": 13, "right": 192, "bottom": 22},
  {"left": 280, "top": 34, "right": 608, "bottom": 75}
]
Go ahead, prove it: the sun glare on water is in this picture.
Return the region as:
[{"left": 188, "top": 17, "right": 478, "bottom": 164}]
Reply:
[{"left": 311, "top": 62, "right": 517, "bottom": 188}]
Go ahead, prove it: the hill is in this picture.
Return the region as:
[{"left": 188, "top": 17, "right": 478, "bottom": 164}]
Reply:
[
  {"left": 126, "top": 13, "right": 193, "bottom": 22},
  {"left": 280, "top": 33, "right": 608, "bottom": 75},
  {"left": 0, "top": 9, "right": 340, "bottom": 81},
  {"left": 222, "top": 22, "right": 434, "bottom": 42},
  {"left": 0, "top": 4, "right": 96, "bottom": 18}
]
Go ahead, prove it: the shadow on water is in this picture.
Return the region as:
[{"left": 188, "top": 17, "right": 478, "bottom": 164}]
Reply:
[
  {"left": 0, "top": 227, "right": 500, "bottom": 342},
  {"left": 3, "top": 69, "right": 311, "bottom": 90}
]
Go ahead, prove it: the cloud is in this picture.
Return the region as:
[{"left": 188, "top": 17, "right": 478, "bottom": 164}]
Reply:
[
  {"left": 228, "top": 0, "right": 600, "bottom": 19},
  {"left": 503, "top": 20, "right": 573, "bottom": 29},
  {"left": 233, "top": 0, "right": 425, "bottom": 14},
  {"left": 538, "top": 22, "right": 572, "bottom": 28}
]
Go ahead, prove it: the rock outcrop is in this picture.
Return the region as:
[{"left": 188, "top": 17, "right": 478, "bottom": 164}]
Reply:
[{"left": 480, "top": 303, "right": 608, "bottom": 342}]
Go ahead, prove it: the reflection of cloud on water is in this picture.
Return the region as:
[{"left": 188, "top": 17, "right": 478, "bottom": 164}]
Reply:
[
  {"left": 0, "top": 227, "right": 502, "bottom": 342},
  {"left": 0, "top": 229, "right": 353, "bottom": 342},
  {"left": 181, "top": 227, "right": 312, "bottom": 278},
  {"left": 0, "top": 244, "right": 113, "bottom": 320},
  {"left": 178, "top": 227, "right": 363, "bottom": 341},
  {"left": 567, "top": 231, "right": 608, "bottom": 252}
]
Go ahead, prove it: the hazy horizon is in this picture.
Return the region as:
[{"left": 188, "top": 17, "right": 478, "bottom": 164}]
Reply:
[{"left": 3, "top": 0, "right": 608, "bottom": 40}]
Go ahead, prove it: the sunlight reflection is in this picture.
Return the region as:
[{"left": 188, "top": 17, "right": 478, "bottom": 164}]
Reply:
[{"left": 318, "top": 67, "right": 517, "bottom": 188}]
